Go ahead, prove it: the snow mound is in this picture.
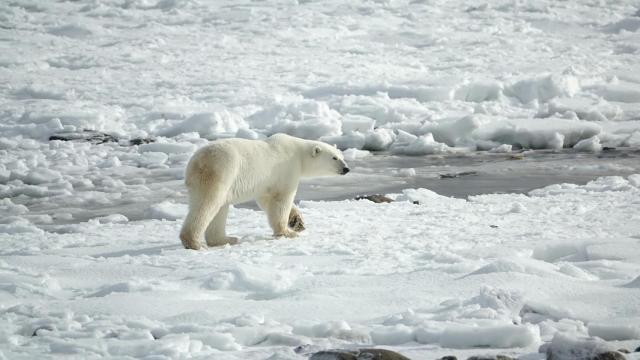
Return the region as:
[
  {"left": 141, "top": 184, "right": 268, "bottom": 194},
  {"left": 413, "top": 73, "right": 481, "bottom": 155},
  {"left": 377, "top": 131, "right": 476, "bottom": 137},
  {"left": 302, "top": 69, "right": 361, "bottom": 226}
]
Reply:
[
  {"left": 88, "top": 279, "right": 179, "bottom": 297},
  {"left": 145, "top": 201, "right": 187, "bottom": 221},
  {"left": 475, "top": 117, "right": 601, "bottom": 150},
  {"left": 138, "top": 142, "right": 197, "bottom": 154},
  {"left": 436, "top": 323, "right": 539, "bottom": 349},
  {"left": 465, "top": 258, "right": 558, "bottom": 278},
  {"left": 529, "top": 175, "right": 636, "bottom": 196},
  {"left": 391, "top": 133, "right": 451, "bottom": 155},
  {"left": 573, "top": 136, "right": 602, "bottom": 152},
  {"left": 158, "top": 111, "right": 248, "bottom": 138},
  {"left": 532, "top": 243, "right": 588, "bottom": 263},
  {"left": 249, "top": 99, "right": 342, "bottom": 140},
  {"left": 505, "top": 74, "right": 580, "bottom": 104},
  {"left": 342, "top": 148, "right": 370, "bottom": 161},
  {"left": 588, "top": 323, "right": 640, "bottom": 341},
  {"left": 205, "top": 264, "right": 297, "bottom": 299},
  {"left": 47, "top": 24, "right": 94, "bottom": 38},
  {"left": 540, "top": 332, "right": 615, "bottom": 360},
  {"left": 320, "top": 132, "right": 366, "bottom": 150},
  {"left": 603, "top": 17, "right": 640, "bottom": 33},
  {"left": 370, "top": 324, "right": 415, "bottom": 345},
  {"left": 397, "top": 188, "right": 453, "bottom": 204},
  {"left": 623, "top": 275, "right": 640, "bottom": 288}
]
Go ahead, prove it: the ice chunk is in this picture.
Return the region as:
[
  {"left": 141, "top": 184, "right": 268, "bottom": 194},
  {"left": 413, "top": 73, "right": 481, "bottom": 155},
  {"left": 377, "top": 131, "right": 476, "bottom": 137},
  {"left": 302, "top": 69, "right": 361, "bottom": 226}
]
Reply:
[
  {"left": 138, "top": 142, "right": 196, "bottom": 154},
  {"left": 249, "top": 99, "right": 342, "bottom": 140},
  {"left": 342, "top": 148, "right": 370, "bottom": 161},
  {"left": 145, "top": 201, "right": 187, "bottom": 221},
  {"left": 159, "top": 111, "right": 248, "bottom": 138},
  {"left": 438, "top": 324, "right": 539, "bottom": 348},
  {"left": 320, "top": 132, "right": 366, "bottom": 150},
  {"left": 540, "top": 332, "right": 613, "bottom": 360},
  {"left": 363, "top": 128, "right": 396, "bottom": 151},
  {"left": 370, "top": 324, "right": 415, "bottom": 345},
  {"left": 489, "top": 144, "right": 512, "bottom": 153},
  {"left": 588, "top": 323, "right": 640, "bottom": 341},
  {"left": 572, "top": 136, "right": 602, "bottom": 152},
  {"left": 391, "top": 133, "right": 450, "bottom": 155},
  {"left": 505, "top": 74, "right": 579, "bottom": 104},
  {"left": 341, "top": 115, "right": 375, "bottom": 133}
]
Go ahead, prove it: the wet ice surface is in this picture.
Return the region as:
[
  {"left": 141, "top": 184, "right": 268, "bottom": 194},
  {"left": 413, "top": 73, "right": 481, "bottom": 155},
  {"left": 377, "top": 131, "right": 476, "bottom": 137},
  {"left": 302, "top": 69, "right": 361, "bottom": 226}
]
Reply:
[
  {"left": 298, "top": 148, "right": 640, "bottom": 201},
  {"left": 17, "top": 148, "right": 639, "bottom": 227}
]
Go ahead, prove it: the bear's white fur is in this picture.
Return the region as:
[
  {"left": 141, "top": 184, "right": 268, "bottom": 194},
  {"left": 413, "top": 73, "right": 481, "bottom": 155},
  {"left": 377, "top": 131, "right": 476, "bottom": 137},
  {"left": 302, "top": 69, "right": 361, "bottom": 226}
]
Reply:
[{"left": 180, "top": 133, "right": 349, "bottom": 249}]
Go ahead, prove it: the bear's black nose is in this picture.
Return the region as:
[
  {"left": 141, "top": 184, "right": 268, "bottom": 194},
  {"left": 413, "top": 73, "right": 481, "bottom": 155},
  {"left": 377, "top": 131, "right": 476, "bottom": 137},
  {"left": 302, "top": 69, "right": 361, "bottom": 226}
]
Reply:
[{"left": 341, "top": 167, "right": 350, "bottom": 175}]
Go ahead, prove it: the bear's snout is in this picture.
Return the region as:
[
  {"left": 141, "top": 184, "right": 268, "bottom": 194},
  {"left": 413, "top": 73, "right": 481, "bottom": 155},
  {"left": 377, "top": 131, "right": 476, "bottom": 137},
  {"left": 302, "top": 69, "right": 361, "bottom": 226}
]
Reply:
[{"left": 341, "top": 167, "right": 350, "bottom": 175}]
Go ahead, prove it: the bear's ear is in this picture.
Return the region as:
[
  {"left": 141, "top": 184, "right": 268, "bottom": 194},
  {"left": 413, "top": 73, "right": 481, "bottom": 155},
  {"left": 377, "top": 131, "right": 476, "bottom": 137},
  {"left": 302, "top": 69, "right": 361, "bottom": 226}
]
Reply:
[{"left": 312, "top": 146, "right": 322, "bottom": 157}]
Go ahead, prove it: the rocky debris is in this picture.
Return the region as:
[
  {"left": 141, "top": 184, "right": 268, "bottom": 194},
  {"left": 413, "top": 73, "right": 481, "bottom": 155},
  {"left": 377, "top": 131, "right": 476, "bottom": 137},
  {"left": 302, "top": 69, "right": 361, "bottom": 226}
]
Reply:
[
  {"left": 355, "top": 194, "right": 394, "bottom": 203},
  {"left": 309, "top": 348, "right": 411, "bottom": 360},
  {"left": 438, "top": 357, "right": 457, "bottom": 360},
  {"left": 467, "top": 356, "right": 515, "bottom": 360},
  {"left": 49, "top": 130, "right": 157, "bottom": 146},
  {"left": 541, "top": 332, "right": 626, "bottom": 360},
  {"left": 591, "top": 352, "right": 627, "bottom": 360},
  {"left": 288, "top": 206, "right": 305, "bottom": 232},
  {"left": 130, "top": 137, "right": 156, "bottom": 145},
  {"left": 49, "top": 129, "right": 118, "bottom": 144},
  {"left": 439, "top": 171, "right": 477, "bottom": 179},
  {"left": 617, "top": 349, "right": 630, "bottom": 354},
  {"left": 509, "top": 154, "right": 524, "bottom": 160}
]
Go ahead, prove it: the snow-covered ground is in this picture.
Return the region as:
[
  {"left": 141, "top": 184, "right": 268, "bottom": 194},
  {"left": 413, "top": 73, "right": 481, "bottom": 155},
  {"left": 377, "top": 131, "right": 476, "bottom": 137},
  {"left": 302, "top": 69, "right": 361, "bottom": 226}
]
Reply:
[
  {"left": 2, "top": 176, "right": 640, "bottom": 359},
  {"left": 2, "top": 0, "right": 640, "bottom": 358}
]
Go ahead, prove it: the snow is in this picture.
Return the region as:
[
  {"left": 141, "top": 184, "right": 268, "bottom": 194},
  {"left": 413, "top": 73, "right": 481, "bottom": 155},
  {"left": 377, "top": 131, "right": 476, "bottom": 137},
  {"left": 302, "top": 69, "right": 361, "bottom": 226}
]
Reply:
[
  {"left": 2, "top": 0, "right": 640, "bottom": 151},
  {"left": 2, "top": 175, "right": 639, "bottom": 358},
  {"left": 2, "top": 0, "right": 640, "bottom": 358}
]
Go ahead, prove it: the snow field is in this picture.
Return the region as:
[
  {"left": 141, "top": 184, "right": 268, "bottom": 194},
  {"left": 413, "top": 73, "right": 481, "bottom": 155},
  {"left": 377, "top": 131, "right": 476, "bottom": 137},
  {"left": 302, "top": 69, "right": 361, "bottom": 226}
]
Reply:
[
  {"left": 3, "top": 0, "right": 640, "bottom": 358},
  {"left": 2, "top": 1, "right": 640, "bottom": 154},
  {"left": 2, "top": 175, "right": 640, "bottom": 358}
]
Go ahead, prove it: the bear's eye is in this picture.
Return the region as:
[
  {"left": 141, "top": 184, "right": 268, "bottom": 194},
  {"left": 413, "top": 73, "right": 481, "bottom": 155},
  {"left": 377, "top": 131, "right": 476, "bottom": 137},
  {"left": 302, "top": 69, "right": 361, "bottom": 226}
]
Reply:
[{"left": 332, "top": 156, "right": 338, "bottom": 160}]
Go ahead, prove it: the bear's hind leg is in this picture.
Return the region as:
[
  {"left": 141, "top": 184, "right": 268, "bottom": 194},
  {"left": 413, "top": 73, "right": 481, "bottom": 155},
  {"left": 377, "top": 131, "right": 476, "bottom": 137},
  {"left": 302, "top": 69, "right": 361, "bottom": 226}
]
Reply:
[
  {"left": 205, "top": 204, "right": 238, "bottom": 247},
  {"left": 180, "top": 187, "right": 226, "bottom": 250}
]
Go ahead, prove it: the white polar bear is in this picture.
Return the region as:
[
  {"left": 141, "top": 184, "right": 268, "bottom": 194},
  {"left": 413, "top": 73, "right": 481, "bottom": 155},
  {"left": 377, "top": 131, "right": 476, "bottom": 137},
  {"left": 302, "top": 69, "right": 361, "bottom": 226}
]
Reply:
[{"left": 179, "top": 133, "right": 350, "bottom": 250}]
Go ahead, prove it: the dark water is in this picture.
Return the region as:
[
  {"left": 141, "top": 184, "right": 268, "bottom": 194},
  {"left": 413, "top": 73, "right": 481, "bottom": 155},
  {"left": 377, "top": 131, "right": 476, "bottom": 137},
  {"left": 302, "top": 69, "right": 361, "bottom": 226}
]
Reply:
[{"left": 294, "top": 148, "right": 640, "bottom": 201}]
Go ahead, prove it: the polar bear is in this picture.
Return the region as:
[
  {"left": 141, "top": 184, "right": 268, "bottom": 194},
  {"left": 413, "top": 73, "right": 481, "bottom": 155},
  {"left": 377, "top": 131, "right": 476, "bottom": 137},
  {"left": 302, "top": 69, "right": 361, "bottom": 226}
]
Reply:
[{"left": 179, "top": 133, "right": 350, "bottom": 250}]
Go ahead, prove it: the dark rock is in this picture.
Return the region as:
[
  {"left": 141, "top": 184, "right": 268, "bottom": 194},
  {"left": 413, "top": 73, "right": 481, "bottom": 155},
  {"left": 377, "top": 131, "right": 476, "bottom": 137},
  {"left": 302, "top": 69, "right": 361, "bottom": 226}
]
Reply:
[
  {"left": 31, "top": 325, "right": 55, "bottom": 336},
  {"left": 130, "top": 137, "right": 156, "bottom": 145},
  {"left": 489, "top": 225, "right": 499, "bottom": 228},
  {"left": 288, "top": 206, "right": 305, "bottom": 232},
  {"left": 592, "top": 351, "right": 626, "bottom": 360},
  {"left": 355, "top": 194, "right": 394, "bottom": 203},
  {"left": 439, "top": 171, "right": 477, "bottom": 179},
  {"left": 49, "top": 130, "right": 118, "bottom": 144},
  {"left": 602, "top": 147, "right": 616, "bottom": 152},
  {"left": 310, "top": 349, "right": 411, "bottom": 360},
  {"left": 467, "top": 356, "right": 515, "bottom": 360},
  {"left": 439, "top": 356, "right": 458, "bottom": 360},
  {"left": 635, "top": 346, "right": 640, "bottom": 352}
]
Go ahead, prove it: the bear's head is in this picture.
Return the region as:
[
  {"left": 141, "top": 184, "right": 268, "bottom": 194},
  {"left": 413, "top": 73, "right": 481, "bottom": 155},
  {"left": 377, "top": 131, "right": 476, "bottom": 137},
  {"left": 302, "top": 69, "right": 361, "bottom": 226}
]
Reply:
[{"left": 304, "top": 141, "right": 350, "bottom": 177}]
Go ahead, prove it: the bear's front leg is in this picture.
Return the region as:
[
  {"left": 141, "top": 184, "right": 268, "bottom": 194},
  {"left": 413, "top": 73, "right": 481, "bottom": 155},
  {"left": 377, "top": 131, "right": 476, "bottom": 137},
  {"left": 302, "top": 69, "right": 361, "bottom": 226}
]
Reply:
[{"left": 259, "top": 191, "right": 298, "bottom": 238}]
